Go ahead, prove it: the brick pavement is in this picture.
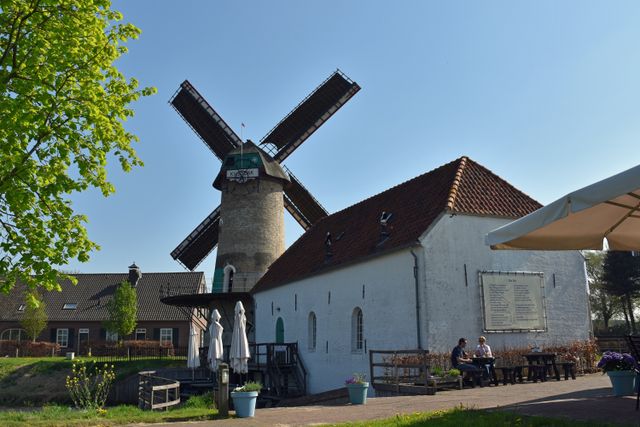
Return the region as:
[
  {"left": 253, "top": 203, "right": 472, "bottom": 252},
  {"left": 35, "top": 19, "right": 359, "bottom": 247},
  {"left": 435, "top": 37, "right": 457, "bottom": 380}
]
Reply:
[{"left": 133, "top": 374, "right": 638, "bottom": 427}]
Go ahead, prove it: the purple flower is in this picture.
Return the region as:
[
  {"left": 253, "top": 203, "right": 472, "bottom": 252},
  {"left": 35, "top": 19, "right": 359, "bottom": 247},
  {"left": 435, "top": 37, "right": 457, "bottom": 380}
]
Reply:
[{"left": 597, "top": 351, "right": 637, "bottom": 372}]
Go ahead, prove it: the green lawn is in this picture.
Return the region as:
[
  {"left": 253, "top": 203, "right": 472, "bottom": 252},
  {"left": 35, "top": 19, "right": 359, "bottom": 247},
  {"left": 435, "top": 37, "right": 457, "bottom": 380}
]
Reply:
[
  {"left": 0, "top": 406, "right": 619, "bottom": 427},
  {"left": 0, "top": 394, "right": 219, "bottom": 427},
  {"left": 0, "top": 357, "right": 186, "bottom": 406},
  {"left": 334, "top": 408, "right": 620, "bottom": 426}
]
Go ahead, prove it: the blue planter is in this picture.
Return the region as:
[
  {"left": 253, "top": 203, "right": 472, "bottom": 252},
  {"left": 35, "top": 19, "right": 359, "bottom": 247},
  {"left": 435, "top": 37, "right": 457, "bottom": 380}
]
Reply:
[
  {"left": 607, "top": 371, "right": 636, "bottom": 396},
  {"left": 231, "top": 391, "right": 258, "bottom": 417},
  {"left": 346, "top": 382, "right": 369, "bottom": 405}
]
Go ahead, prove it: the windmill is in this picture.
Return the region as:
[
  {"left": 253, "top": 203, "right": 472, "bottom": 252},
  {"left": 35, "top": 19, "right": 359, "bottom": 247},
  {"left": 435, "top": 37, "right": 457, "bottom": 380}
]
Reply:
[{"left": 169, "top": 70, "right": 360, "bottom": 272}]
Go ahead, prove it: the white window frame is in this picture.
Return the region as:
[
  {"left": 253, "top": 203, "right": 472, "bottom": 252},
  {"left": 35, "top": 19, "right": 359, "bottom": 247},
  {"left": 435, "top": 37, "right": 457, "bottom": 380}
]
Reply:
[
  {"left": 62, "top": 303, "right": 77, "bottom": 310},
  {"left": 135, "top": 328, "right": 147, "bottom": 341},
  {"left": 308, "top": 312, "right": 317, "bottom": 351},
  {"left": 351, "top": 307, "right": 363, "bottom": 353},
  {"left": 160, "top": 328, "right": 173, "bottom": 345},
  {"left": 57, "top": 328, "right": 69, "bottom": 348},
  {"left": 17, "top": 304, "right": 25, "bottom": 312},
  {"left": 1, "top": 328, "right": 26, "bottom": 341},
  {"left": 223, "top": 265, "right": 236, "bottom": 293},
  {"left": 106, "top": 330, "right": 118, "bottom": 343}
]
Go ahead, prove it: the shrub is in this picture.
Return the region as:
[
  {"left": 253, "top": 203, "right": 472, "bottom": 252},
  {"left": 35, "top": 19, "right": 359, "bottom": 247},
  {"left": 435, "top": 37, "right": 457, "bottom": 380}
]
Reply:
[
  {"left": 0, "top": 340, "right": 59, "bottom": 357},
  {"left": 65, "top": 360, "right": 116, "bottom": 410},
  {"left": 234, "top": 381, "right": 262, "bottom": 393}
]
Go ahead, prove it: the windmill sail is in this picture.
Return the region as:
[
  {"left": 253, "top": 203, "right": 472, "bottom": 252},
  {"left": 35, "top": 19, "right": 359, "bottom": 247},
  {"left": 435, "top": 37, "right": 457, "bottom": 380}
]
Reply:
[
  {"left": 283, "top": 167, "right": 328, "bottom": 230},
  {"left": 261, "top": 70, "right": 360, "bottom": 162},
  {"left": 171, "top": 80, "right": 241, "bottom": 161},
  {"left": 171, "top": 207, "right": 221, "bottom": 270}
]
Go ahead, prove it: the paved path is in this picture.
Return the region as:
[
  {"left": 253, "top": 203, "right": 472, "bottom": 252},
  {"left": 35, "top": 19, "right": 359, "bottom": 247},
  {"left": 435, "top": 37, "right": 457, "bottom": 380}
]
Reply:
[{"left": 134, "top": 374, "right": 638, "bottom": 426}]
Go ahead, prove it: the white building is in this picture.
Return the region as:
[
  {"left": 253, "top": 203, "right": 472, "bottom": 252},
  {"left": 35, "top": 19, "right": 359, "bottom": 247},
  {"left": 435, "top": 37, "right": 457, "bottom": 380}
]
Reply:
[{"left": 251, "top": 157, "right": 591, "bottom": 394}]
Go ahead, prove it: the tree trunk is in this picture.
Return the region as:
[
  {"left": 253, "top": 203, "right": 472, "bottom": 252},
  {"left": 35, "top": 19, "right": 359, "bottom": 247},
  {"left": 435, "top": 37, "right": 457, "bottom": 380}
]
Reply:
[
  {"left": 626, "top": 293, "right": 637, "bottom": 334},
  {"left": 622, "top": 304, "right": 631, "bottom": 333}
]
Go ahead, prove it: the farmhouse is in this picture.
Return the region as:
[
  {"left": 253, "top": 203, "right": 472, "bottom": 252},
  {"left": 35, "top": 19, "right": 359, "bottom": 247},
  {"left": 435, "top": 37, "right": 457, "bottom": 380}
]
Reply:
[
  {"left": 0, "top": 264, "right": 206, "bottom": 354},
  {"left": 251, "top": 157, "right": 591, "bottom": 394}
]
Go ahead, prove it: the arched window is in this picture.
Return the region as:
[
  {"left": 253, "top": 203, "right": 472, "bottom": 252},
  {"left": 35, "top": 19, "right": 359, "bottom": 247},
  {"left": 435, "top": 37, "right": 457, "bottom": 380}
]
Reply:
[
  {"left": 308, "top": 312, "right": 317, "bottom": 351},
  {"left": 351, "top": 307, "right": 363, "bottom": 352},
  {"left": 223, "top": 265, "right": 236, "bottom": 293},
  {"left": 1, "top": 328, "right": 27, "bottom": 341}
]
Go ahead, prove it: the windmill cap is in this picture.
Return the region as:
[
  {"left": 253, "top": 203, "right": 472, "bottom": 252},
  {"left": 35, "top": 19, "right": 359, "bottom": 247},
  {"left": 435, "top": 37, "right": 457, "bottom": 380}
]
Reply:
[{"left": 213, "top": 140, "right": 290, "bottom": 189}]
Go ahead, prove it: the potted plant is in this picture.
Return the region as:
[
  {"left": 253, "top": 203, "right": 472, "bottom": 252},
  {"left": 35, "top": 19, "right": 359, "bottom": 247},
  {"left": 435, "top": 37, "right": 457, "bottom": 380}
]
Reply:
[
  {"left": 597, "top": 351, "right": 637, "bottom": 396},
  {"left": 230, "top": 381, "right": 262, "bottom": 417},
  {"left": 345, "top": 373, "right": 369, "bottom": 404}
]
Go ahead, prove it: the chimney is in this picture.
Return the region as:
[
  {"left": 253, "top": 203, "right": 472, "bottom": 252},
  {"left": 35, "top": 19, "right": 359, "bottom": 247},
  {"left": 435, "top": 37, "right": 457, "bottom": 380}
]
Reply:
[{"left": 128, "top": 262, "right": 142, "bottom": 288}]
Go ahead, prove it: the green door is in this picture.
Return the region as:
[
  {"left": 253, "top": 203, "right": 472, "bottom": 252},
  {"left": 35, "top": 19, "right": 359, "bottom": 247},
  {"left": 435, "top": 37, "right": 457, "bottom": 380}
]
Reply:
[{"left": 275, "top": 317, "right": 284, "bottom": 343}]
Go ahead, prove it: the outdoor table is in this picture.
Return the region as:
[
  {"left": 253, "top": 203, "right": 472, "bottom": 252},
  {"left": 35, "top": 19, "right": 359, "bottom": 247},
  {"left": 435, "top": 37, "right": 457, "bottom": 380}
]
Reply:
[
  {"left": 524, "top": 352, "right": 560, "bottom": 381},
  {"left": 471, "top": 356, "right": 499, "bottom": 386}
]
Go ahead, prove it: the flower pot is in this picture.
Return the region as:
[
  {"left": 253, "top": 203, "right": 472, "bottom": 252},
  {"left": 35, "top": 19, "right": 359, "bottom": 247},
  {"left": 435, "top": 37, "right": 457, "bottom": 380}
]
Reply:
[
  {"left": 346, "top": 382, "right": 369, "bottom": 405},
  {"left": 230, "top": 391, "right": 258, "bottom": 417},
  {"left": 607, "top": 370, "right": 636, "bottom": 396}
]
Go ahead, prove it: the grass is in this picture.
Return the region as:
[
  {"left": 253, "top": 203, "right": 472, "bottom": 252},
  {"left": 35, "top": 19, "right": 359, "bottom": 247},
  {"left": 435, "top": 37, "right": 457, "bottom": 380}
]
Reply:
[
  {"left": 0, "top": 405, "right": 619, "bottom": 427},
  {"left": 333, "top": 407, "right": 620, "bottom": 426},
  {"left": 0, "top": 394, "right": 219, "bottom": 427},
  {"left": 0, "top": 357, "right": 186, "bottom": 406}
]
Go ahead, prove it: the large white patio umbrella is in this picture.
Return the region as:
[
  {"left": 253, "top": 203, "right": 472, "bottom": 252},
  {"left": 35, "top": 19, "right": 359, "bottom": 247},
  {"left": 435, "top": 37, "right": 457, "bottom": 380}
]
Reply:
[
  {"left": 207, "top": 309, "right": 224, "bottom": 372},
  {"left": 187, "top": 324, "right": 200, "bottom": 369},
  {"left": 486, "top": 163, "right": 640, "bottom": 250},
  {"left": 230, "top": 301, "right": 250, "bottom": 374}
]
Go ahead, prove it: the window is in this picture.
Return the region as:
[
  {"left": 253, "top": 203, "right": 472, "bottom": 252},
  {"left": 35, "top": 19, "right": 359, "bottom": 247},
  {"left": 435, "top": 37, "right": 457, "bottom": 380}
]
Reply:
[
  {"left": 17, "top": 304, "right": 25, "bottom": 312},
  {"left": 160, "top": 328, "right": 173, "bottom": 345},
  {"left": 0, "top": 328, "right": 26, "bottom": 341},
  {"left": 135, "top": 328, "right": 147, "bottom": 341},
  {"left": 57, "top": 328, "right": 69, "bottom": 348},
  {"left": 308, "top": 312, "right": 317, "bottom": 351},
  {"left": 223, "top": 265, "right": 236, "bottom": 293},
  {"left": 106, "top": 330, "right": 118, "bottom": 342},
  {"left": 351, "top": 307, "right": 363, "bottom": 352},
  {"left": 62, "top": 303, "right": 77, "bottom": 310}
]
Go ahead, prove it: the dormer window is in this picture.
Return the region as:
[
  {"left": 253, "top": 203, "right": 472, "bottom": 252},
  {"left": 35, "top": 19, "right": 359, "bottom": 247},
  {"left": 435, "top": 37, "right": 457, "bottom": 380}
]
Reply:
[
  {"left": 62, "top": 303, "right": 77, "bottom": 310},
  {"left": 17, "top": 304, "right": 25, "bottom": 312}
]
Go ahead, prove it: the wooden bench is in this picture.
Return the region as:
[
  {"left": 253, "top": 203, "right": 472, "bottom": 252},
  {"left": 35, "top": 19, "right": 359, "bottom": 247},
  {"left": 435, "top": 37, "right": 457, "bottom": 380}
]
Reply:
[
  {"left": 497, "top": 366, "right": 523, "bottom": 385},
  {"left": 560, "top": 362, "right": 576, "bottom": 380}
]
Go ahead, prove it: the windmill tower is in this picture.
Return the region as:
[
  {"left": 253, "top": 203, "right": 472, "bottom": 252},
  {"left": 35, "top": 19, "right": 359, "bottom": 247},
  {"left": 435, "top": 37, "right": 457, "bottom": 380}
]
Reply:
[
  {"left": 169, "top": 70, "right": 361, "bottom": 293},
  {"left": 211, "top": 141, "right": 290, "bottom": 292}
]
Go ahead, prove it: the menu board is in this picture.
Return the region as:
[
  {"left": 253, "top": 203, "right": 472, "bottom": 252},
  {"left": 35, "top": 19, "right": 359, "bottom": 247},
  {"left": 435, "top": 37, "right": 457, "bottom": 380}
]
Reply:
[{"left": 480, "top": 271, "right": 546, "bottom": 332}]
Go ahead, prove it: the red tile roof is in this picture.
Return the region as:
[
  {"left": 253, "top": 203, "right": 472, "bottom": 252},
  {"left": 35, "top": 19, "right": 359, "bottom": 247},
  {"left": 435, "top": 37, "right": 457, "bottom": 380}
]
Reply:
[{"left": 252, "top": 157, "right": 542, "bottom": 293}]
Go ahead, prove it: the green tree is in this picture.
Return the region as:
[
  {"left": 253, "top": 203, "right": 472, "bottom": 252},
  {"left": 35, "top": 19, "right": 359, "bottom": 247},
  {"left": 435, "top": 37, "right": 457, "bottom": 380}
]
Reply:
[
  {"left": 585, "top": 251, "right": 620, "bottom": 332},
  {"left": 104, "top": 280, "right": 137, "bottom": 341},
  {"left": 0, "top": 1, "right": 155, "bottom": 295},
  {"left": 20, "top": 291, "right": 47, "bottom": 342},
  {"left": 602, "top": 251, "right": 640, "bottom": 334}
]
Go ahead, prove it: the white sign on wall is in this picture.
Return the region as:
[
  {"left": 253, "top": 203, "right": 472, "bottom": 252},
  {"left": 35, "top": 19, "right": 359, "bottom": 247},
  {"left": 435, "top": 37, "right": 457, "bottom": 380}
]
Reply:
[{"left": 479, "top": 271, "right": 547, "bottom": 332}]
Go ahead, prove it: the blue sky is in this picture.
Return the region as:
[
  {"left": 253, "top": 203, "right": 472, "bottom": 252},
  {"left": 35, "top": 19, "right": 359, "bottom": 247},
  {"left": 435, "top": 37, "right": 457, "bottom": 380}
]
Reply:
[{"left": 65, "top": 1, "right": 640, "bottom": 281}]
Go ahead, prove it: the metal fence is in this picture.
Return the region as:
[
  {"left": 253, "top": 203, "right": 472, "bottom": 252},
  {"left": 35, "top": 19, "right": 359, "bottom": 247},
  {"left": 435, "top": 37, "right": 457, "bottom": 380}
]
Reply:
[{"left": 87, "top": 345, "right": 188, "bottom": 362}]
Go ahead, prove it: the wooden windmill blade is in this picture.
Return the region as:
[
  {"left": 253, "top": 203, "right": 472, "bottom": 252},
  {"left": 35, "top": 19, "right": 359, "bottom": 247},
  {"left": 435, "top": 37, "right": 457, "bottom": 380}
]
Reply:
[
  {"left": 282, "top": 167, "right": 328, "bottom": 230},
  {"left": 170, "top": 80, "right": 241, "bottom": 161},
  {"left": 170, "top": 207, "right": 221, "bottom": 270},
  {"left": 260, "top": 70, "right": 361, "bottom": 163}
]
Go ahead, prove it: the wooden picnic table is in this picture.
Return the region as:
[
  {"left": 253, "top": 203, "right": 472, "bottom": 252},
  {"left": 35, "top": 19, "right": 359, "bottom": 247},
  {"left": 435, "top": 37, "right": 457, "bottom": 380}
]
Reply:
[
  {"left": 471, "top": 356, "right": 499, "bottom": 386},
  {"left": 524, "top": 352, "right": 560, "bottom": 381}
]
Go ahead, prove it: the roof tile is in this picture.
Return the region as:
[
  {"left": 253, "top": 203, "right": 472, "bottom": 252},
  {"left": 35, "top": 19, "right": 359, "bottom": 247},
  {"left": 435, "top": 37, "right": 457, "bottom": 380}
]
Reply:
[{"left": 253, "top": 157, "right": 541, "bottom": 293}]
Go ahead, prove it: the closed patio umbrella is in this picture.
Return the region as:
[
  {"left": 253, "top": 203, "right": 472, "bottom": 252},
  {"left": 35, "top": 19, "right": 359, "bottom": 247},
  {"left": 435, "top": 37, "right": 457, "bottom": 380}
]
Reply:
[
  {"left": 230, "top": 301, "right": 250, "bottom": 374},
  {"left": 187, "top": 324, "right": 200, "bottom": 369},
  {"left": 486, "top": 163, "right": 640, "bottom": 250},
  {"left": 207, "top": 309, "right": 224, "bottom": 372}
]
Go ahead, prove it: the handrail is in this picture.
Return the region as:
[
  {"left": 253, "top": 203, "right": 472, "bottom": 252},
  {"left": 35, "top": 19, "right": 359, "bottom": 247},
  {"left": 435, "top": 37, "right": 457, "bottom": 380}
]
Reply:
[{"left": 138, "top": 371, "right": 181, "bottom": 410}]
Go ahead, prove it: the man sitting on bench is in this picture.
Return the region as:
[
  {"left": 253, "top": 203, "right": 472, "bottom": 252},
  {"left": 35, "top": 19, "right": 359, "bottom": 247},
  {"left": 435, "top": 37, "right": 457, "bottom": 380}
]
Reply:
[{"left": 451, "top": 337, "right": 481, "bottom": 384}]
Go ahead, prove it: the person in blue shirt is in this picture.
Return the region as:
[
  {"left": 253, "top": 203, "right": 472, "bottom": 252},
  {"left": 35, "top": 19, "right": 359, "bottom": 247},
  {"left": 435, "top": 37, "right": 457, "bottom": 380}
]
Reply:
[{"left": 451, "top": 337, "right": 481, "bottom": 378}]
